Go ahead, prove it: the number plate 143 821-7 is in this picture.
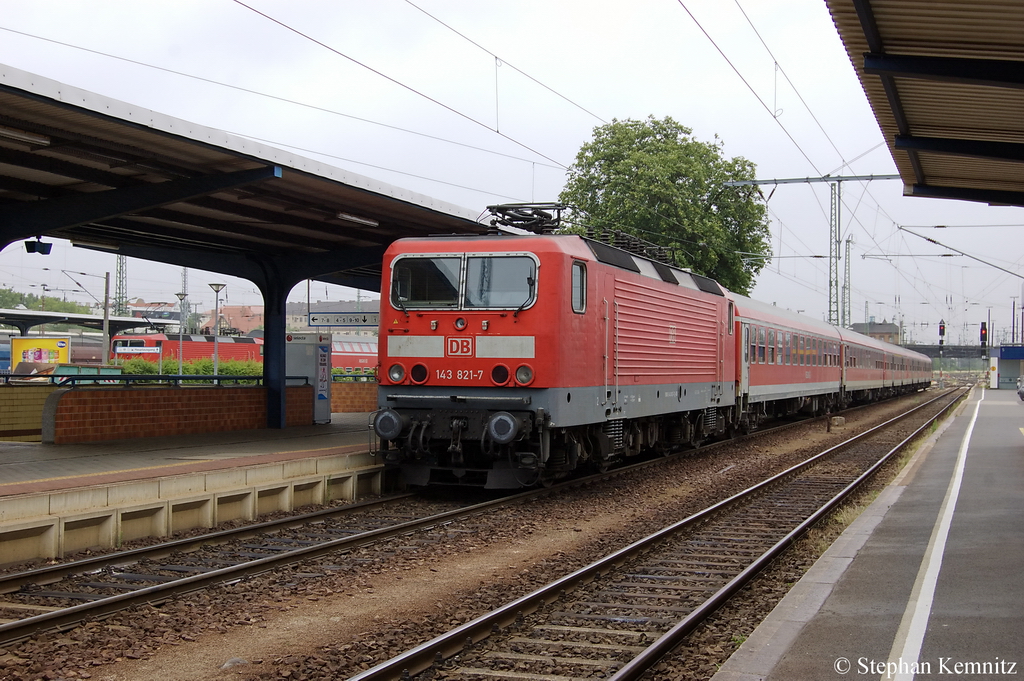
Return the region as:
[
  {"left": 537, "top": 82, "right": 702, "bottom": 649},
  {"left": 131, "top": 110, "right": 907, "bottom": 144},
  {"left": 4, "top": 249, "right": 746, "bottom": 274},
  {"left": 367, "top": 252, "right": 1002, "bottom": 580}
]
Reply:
[{"left": 435, "top": 368, "right": 484, "bottom": 381}]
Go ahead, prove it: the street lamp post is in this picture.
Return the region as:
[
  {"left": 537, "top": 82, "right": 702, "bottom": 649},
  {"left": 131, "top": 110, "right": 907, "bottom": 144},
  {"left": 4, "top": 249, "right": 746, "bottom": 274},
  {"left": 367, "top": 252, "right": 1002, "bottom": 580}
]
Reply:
[
  {"left": 209, "top": 283, "right": 226, "bottom": 376},
  {"left": 175, "top": 292, "right": 186, "bottom": 380},
  {"left": 206, "top": 280, "right": 225, "bottom": 376}
]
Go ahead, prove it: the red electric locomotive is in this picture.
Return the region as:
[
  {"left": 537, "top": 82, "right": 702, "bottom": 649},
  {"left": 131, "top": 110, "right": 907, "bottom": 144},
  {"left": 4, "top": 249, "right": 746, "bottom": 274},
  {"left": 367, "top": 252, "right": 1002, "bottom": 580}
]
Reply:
[{"left": 372, "top": 227, "right": 931, "bottom": 488}]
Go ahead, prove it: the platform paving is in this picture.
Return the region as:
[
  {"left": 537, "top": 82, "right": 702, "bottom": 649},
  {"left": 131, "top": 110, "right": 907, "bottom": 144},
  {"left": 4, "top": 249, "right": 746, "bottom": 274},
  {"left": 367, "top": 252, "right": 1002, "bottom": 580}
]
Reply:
[
  {"left": 713, "top": 386, "right": 1024, "bottom": 680},
  {"left": 0, "top": 412, "right": 375, "bottom": 497}
]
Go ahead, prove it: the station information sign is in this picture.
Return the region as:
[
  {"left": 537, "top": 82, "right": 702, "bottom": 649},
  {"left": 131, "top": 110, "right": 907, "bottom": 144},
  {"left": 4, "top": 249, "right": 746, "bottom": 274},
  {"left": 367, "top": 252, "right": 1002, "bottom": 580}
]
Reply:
[{"left": 308, "top": 313, "right": 379, "bottom": 327}]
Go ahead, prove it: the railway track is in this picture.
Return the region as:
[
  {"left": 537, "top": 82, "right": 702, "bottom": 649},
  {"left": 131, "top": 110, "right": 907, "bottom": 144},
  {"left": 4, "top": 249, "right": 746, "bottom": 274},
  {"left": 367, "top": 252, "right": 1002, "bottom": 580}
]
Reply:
[
  {"left": 349, "top": 387, "right": 966, "bottom": 681},
  {"left": 0, "top": 493, "right": 479, "bottom": 646},
  {"left": 0, "top": 390, "right": 951, "bottom": 657}
]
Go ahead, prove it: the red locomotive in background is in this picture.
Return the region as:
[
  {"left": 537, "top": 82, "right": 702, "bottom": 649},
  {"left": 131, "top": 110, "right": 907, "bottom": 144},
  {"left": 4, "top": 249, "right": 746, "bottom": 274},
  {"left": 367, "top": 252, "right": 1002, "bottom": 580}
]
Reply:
[{"left": 372, "top": 207, "right": 932, "bottom": 488}]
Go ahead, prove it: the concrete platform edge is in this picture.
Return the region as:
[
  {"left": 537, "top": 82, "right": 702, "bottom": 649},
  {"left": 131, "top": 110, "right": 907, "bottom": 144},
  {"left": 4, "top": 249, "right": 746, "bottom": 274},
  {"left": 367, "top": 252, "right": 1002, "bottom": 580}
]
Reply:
[{"left": 710, "top": 391, "right": 966, "bottom": 681}]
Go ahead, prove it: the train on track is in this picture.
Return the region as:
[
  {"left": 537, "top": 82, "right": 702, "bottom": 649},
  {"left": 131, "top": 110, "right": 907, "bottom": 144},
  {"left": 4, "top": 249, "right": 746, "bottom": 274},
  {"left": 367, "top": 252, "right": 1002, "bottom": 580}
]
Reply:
[
  {"left": 2, "top": 333, "right": 377, "bottom": 375},
  {"left": 372, "top": 217, "right": 932, "bottom": 489},
  {"left": 110, "top": 333, "right": 377, "bottom": 375}
]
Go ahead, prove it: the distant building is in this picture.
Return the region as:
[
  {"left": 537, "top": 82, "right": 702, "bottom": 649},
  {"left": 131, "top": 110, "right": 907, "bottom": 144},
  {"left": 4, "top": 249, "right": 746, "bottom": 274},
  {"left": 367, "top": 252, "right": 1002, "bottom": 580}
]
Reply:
[
  {"left": 201, "top": 304, "right": 265, "bottom": 335},
  {"left": 850, "top": 319, "right": 902, "bottom": 344},
  {"left": 127, "top": 298, "right": 178, "bottom": 322}
]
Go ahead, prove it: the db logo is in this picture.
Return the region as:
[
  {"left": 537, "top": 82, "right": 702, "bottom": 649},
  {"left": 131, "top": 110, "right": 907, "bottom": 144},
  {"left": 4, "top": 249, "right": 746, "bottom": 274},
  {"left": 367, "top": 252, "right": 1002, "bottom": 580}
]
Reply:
[{"left": 446, "top": 337, "right": 474, "bottom": 357}]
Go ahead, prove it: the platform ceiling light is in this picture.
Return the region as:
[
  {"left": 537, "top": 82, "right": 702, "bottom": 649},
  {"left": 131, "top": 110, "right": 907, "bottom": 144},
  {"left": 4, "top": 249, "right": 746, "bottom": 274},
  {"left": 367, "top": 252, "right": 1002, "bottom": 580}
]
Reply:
[
  {"left": 70, "top": 238, "right": 120, "bottom": 251},
  {"left": 0, "top": 125, "right": 51, "bottom": 147},
  {"left": 335, "top": 212, "right": 379, "bottom": 228},
  {"left": 24, "top": 237, "right": 52, "bottom": 255}
]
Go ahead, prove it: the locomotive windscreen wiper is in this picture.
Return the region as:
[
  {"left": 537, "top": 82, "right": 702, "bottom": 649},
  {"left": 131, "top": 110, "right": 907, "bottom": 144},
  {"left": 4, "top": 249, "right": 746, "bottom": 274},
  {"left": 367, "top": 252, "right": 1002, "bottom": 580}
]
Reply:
[{"left": 513, "top": 276, "right": 535, "bottom": 317}]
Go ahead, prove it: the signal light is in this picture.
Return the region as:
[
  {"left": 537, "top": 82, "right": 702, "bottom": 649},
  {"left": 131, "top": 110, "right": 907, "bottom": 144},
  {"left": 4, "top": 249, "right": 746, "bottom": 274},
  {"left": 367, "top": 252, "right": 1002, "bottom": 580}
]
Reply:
[
  {"left": 980, "top": 322, "right": 988, "bottom": 348},
  {"left": 938, "top": 320, "right": 945, "bottom": 337}
]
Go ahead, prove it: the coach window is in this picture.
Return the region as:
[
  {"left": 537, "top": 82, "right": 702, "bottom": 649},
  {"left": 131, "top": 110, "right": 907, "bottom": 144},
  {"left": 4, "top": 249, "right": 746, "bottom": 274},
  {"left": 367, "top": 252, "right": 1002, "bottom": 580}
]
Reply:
[
  {"left": 785, "top": 332, "right": 792, "bottom": 365},
  {"left": 571, "top": 261, "right": 586, "bottom": 313},
  {"left": 743, "top": 325, "right": 750, "bottom": 363},
  {"left": 757, "top": 327, "right": 766, "bottom": 363},
  {"left": 767, "top": 329, "right": 775, "bottom": 364},
  {"left": 728, "top": 302, "right": 735, "bottom": 334}
]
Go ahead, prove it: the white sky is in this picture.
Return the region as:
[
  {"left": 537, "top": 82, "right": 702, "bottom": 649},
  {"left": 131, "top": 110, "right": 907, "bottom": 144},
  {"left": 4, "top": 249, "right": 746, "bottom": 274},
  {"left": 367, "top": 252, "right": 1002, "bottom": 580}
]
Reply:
[{"left": 0, "top": 0, "right": 1022, "bottom": 343}]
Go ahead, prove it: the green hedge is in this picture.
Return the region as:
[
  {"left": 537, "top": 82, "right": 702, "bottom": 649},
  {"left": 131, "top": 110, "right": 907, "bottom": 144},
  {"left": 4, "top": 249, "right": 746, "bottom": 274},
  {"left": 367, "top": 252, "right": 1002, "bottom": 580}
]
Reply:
[{"left": 119, "top": 357, "right": 263, "bottom": 384}]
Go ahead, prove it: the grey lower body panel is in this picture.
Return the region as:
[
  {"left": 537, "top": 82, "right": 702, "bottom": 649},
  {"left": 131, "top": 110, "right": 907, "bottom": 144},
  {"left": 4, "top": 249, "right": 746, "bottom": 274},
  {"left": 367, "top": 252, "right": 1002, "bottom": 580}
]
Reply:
[{"left": 379, "top": 380, "right": 733, "bottom": 428}]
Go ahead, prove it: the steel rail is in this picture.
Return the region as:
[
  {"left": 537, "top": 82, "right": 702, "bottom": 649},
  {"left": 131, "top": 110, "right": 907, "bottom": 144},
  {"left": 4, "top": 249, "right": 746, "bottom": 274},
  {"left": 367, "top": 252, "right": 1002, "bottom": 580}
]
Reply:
[
  {"left": 0, "top": 489, "right": 540, "bottom": 647},
  {"left": 0, "top": 390, "right": 945, "bottom": 650},
  {"left": 0, "top": 493, "right": 417, "bottom": 595},
  {"left": 609, "top": 386, "right": 968, "bottom": 680},
  {"left": 348, "top": 387, "right": 965, "bottom": 681}
]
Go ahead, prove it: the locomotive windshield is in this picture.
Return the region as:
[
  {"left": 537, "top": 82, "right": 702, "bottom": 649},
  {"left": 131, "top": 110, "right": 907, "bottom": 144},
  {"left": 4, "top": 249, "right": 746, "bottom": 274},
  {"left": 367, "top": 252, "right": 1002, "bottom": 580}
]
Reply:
[{"left": 391, "top": 254, "right": 537, "bottom": 310}]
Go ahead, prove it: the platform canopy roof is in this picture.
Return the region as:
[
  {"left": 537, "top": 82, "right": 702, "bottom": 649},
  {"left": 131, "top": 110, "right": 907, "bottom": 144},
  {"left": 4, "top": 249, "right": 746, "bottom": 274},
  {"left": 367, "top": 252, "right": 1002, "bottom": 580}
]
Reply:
[
  {"left": 827, "top": 0, "right": 1024, "bottom": 207},
  {"left": 0, "top": 64, "right": 488, "bottom": 292},
  {"left": 0, "top": 308, "right": 167, "bottom": 336}
]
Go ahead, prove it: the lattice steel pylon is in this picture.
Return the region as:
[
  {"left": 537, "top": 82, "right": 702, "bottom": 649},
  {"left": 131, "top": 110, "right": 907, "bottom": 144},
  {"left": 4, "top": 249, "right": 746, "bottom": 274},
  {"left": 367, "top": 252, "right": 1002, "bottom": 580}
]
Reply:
[
  {"left": 181, "top": 267, "right": 189, "bottom": 333},
  {"left": 113, "top": 254, "right": 128, "bottom": 316},
  {"left": 828, "top": 183, "right": 841, "bottom": 326},
  {"left": 720, "top": 174, "right": 898, "bottom": 325},
  {"left": 842, "top": 236, "right": 854, "bottom": 328}
]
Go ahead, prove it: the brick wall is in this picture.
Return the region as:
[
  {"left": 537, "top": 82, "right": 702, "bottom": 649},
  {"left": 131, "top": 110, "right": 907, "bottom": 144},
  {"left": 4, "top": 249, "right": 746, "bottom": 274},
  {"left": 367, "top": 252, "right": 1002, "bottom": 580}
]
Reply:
[
  {"left": 331, "top": 381, "right": 377, "bottom": 413},
  {"left": 44, "top": 385, "right": 314, "bottom": 444},
  {"left": 0, "top": 384, "right": 60, "bottom": 442}
]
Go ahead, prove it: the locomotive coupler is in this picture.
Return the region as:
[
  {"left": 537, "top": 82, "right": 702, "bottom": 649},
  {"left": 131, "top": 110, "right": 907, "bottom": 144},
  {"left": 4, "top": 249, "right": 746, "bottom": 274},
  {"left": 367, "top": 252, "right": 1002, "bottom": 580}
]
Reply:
[{"left": 448, "top": 417, "right": 468, "bottom": 464}]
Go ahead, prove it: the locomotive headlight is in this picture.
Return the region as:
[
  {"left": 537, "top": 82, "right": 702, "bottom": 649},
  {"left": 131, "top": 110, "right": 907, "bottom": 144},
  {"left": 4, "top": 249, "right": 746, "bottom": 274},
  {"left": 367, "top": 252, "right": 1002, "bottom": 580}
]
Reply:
[
  {"left": 410, "top": 363, "right": 428, "bottom": 384},
  {"left": 487, "top": 411, "right": 520, "bottom": 445},
  {"left": 374, "top": 408, "right": 408, "bottom": 440},
  {"left": 387, "top": 363, "right": 405, "bottom": 383},
  {"left": 515, "top": 364, "right": 534, "bottom": 385}
]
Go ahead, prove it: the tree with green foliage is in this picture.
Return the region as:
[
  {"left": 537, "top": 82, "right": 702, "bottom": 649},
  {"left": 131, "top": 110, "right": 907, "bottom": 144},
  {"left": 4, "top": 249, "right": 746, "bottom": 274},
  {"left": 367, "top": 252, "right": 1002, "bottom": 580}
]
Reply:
[
  {"left": 558, "top": 116, "right": 771, "bottom": 295},
  {"left": 0, "top": 287, "right": 95, "bottom": 314}
]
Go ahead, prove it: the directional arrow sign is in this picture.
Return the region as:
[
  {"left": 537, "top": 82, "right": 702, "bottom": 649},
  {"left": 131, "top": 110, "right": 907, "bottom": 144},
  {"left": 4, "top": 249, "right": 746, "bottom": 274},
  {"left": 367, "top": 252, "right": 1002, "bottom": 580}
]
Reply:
[{"left": 308, "top": 313, "right": 380, "bottom": 327}]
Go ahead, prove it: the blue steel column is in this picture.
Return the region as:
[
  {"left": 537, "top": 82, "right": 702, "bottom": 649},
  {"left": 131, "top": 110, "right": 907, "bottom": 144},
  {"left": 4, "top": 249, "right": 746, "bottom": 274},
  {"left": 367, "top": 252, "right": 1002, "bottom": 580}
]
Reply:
[{"left": 263, "top": 283, "right": 288, "bottom": 429}]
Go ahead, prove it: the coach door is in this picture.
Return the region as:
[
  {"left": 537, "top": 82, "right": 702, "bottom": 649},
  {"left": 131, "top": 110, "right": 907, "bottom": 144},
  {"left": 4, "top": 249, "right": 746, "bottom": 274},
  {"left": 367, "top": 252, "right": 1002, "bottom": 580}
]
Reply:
[{"left": 739, "top": 323, "right": 750, "bottom": 398}]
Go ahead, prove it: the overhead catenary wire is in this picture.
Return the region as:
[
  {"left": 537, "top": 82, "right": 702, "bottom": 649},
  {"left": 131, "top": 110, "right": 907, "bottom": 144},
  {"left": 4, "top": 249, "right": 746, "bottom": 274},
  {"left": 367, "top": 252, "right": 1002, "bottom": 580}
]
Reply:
[
  {"left": 403, "top": 0, "right": 608, "bottom": 126},
  {"left": 232, "top": 0, "right": 568, "bottom": 170},
  {"left": 674, "top": 0, "right": 822, "bottom": 175},
  {"left": 0, "top": 26, "right": 563, "bottom": 173}
]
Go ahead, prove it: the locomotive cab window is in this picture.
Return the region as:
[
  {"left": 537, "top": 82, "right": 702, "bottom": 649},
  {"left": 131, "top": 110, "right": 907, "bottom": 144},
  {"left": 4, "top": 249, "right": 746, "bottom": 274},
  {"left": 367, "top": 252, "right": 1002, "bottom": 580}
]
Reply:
[
  {"left": 391, "top": 256, "right": 460, "bottom": 307},
  {"left": 391, "top": 253, "right": 538, "bottom": 311},
  {"left": 465, "top": 255, "right": 536, "bottom": 309},
  {"left": 571, "top": 261, "right": 586, "bottom": 313}
]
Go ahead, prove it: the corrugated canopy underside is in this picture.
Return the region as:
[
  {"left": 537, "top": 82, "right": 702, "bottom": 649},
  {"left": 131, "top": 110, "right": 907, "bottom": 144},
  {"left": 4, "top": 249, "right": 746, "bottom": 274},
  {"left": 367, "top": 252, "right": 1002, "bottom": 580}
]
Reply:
[
  {"left": 827, "top": 0, "right": 1024, "bottom": 206},
  {"left": 0, "top": 65, "right": 487, "bottom": 290}
]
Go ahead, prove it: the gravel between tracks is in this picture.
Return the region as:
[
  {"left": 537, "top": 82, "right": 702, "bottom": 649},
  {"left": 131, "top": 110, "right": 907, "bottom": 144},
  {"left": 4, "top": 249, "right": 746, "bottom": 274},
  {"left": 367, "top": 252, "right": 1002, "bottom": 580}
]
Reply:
[{"left": 0, "top": 392, "right": 941, "bottom": 681}]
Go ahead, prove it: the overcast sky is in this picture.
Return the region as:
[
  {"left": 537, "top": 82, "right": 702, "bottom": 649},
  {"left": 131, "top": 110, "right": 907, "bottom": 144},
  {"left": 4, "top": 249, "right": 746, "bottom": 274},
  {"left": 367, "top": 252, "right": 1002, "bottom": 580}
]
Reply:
[{"left": 0, "top": 0, "right": 1021, "bottom": 343}]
